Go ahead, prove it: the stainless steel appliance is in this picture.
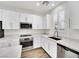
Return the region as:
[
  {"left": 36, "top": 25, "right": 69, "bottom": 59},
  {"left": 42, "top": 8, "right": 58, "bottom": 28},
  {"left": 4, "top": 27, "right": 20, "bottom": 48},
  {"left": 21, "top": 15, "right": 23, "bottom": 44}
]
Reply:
[
  {"left": 0, "top": 21, "right": 2, "bottom": 29},
  {"left": 0, "top": 30, "right": 4, "bottom": 38},
  {"left": 20, "top": 34, "right": 33, "bottom": 51},
  {"left": 57, "top": 44, "right": 79, "bottom": 58},
  {"left": 20, "top": 23, "right": 32, "bottom": 29},
  {"left": 0, "top": 21, "right": 4, "bottom": 38}
]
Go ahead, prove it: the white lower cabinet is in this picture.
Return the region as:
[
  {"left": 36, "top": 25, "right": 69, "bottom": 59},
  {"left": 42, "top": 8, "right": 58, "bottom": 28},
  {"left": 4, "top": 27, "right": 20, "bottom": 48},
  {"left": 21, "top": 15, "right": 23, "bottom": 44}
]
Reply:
[
  {"left": 33, "top": 35, "right": 42, "bottom": 49},
  {"left": 48, "top": 39, "right": 57, "bottom": 58},
  {"left": 33, "top": 35, "right": 57, "bottom": 58},
  {"left": 42, "top": 37, "right": 49, "bottom": 52},
  {"left": 42, "top": 36, "right": 57, "bottom": 58}
]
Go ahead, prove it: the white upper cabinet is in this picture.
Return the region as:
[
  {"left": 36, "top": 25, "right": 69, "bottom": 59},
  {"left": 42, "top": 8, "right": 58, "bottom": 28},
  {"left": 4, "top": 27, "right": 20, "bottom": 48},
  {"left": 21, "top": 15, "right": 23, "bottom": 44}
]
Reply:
[
  {"left": 42, "top": 14, "right": 54, "bottom": 29},
  {"left": 44, "top": 5, "right": 65, "bottom": 30},
  {"left": 20, "top": 13, "right": 44, "bottom": 29},
  {"left": 9, "top": 11, "right": 20, "bottom": 29},
  {"left": 2, "top": 10, "right": 11, "bottom": 29},
  {"left": 42, "top": 16, "right": 47, "bottom": 29},
  {"left": 52, "top": 5, "right": 65, "bottom": 30},
  {"left": 46, "top": 14, "right": 52, "bottom": 29},
  {"left": 32, "top": 15, "right": 44, "bottom": 29},
  {"left": 0, "top": 9, "right": 2, "bottom": 21},
  {"left": 20, "top": 13, "right": 33, "bottom": 24},
  {"left": 20, "top": 13, "right": 28, "bottom": 22},
  {"left": 1, "top": 9, "right": 44, "bottom": 29},
  {"left": 2, "top": 9, "right": 20, "bottom": 29},
  {"left": 66, "top": 2, "right": 79, "bottom": 29}
]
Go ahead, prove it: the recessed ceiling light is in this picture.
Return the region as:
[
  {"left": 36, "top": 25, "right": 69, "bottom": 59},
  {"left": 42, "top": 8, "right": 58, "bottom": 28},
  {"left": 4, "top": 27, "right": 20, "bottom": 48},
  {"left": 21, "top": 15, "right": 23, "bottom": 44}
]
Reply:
[
  {"left": 51, "top": 3, "right": 55, "bottom": 6},
  {"left": 36, "top": 2, "right": 40, "bottom": 6}
]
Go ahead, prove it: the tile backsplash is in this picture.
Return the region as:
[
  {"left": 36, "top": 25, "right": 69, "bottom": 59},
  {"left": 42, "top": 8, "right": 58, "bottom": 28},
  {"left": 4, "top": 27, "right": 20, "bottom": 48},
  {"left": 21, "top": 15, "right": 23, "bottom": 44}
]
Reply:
[
  {"left": 4, "top": 29, "right": 49, "bottom": 36},
  {"left": 58, "top": 29, "right": 79, "bottom": 41}
]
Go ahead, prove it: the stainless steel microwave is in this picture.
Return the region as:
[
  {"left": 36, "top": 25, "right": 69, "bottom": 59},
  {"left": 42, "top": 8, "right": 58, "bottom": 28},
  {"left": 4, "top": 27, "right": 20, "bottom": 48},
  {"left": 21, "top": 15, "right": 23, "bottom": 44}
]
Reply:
[{"left": 20, "top": 23, "right": 32, "bottom": 29}]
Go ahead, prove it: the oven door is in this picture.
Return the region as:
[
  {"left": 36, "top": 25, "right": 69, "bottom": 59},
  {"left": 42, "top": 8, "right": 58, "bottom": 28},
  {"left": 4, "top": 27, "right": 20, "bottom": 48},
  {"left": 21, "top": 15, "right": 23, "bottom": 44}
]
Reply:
[{"left": 20, "top": 37, "right": 33, "bottom": 47}]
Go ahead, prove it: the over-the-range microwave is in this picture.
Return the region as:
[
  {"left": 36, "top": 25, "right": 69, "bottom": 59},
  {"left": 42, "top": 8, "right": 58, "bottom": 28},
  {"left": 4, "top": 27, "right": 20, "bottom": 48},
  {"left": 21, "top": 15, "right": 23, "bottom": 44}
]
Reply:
[{"left": 20, "top": 23, "right": 32, "bottom": 29}]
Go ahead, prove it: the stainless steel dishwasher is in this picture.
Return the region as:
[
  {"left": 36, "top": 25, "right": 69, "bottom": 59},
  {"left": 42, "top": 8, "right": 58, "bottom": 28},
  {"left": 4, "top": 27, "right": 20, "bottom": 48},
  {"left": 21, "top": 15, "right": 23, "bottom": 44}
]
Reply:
[{"left": 57, "top": 43, "right": 79, "bottom": 58}]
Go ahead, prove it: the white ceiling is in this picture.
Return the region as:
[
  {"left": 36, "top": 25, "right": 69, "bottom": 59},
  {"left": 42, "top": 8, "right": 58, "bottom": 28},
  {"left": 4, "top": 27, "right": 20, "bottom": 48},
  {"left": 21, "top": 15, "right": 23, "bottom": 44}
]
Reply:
[{"left": 0, "top": 1, "right": 62, "bottom": 15}]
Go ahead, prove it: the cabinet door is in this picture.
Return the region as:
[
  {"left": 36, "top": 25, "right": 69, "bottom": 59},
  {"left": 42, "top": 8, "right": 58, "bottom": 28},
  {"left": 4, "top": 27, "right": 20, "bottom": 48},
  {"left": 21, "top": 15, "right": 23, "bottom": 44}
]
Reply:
[
  {"left": 20, "top": 13, "right": 28, "bottom": 22},
  {"left": 43, "top": 38, "right": 49, "bottom": 52},
  {"left": 41, "top": 37, "right": 57, "bottom": 58},
  {"left": 64, "top": 2, "right": 70, "bottom": 29},
  {"left": 53, "top": 6, "right": 65, "bottom": 30},
  {"left": 46, "top": 14, "right": 52, "bottom": 29},
  {"left": 0, "top": 9, "right": 2, "bottom": 21},
  {"left": 10, "top": 11, "right": 20, "bottom": 29},
  {"left": 48, "top": 39, "right": 57, "bottom": 58},
  {"left": 2, "top": 10, "right": 11, "bottom": 29},
  {"left": 33, "top": 35, "right": 41, "bottom": 48},
  {"left": 27, "top": 14, "right": 33, "bottom": 24},
  {"left": 43, "top": 14, "right": 53, "bottom": 29},
  {"left": 67, "top": 2, "right": 79, "bottom": 29},
  {"left": 41, "top": 36, "right": 50, "bottom": 54},
  {"left": 32, "top": 15, "right": 43, "bottom": 29},
  {"left": 41, "top": 36, "right": 45, "bottom": 49},
  {"left": 20, "top": 13, "right": 33, "bottom": 24},
  {"left": 43, "top": 15, "right": 47, "bottom": 29},
  {"left": 2, "top": 10, "right": 20, "bottom": 29}
]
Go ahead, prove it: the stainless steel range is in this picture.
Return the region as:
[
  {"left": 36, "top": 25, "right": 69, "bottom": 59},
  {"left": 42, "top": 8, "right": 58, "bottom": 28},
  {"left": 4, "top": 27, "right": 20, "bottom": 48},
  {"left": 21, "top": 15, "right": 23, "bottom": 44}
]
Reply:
[{"left": 20, "top": 34, "right": 33, "bottom": 51}]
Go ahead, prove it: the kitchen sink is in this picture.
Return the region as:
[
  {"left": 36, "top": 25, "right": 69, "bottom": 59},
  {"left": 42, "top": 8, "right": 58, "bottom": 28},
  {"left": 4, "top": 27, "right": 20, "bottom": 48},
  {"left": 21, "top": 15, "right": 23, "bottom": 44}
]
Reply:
[{"left": 49, "top": 36, "right": 61, "bottom": 40}]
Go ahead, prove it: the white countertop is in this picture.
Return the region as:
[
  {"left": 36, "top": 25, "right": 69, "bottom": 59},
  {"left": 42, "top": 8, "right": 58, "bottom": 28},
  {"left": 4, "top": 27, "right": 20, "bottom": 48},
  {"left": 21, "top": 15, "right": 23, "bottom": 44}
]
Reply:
[
  {"left": 42, "top": 34, "right": 79, "bottom": 52},
  {"left": 1, "top": 34, "right": 79, "bottom": 53},
  {"left": 57, "top": 39, "right": 79, "bottom": 52},
  {"left": 0, "top": 45, "right": 22, "bottom": 58}
]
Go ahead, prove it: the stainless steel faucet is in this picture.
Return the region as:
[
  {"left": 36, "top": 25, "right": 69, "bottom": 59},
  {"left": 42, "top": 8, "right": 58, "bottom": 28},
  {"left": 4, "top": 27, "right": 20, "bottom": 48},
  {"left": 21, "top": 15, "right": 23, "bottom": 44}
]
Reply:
[
  {"left": 54, "top": 30, "right": 59, "bottom": 37},
  {"left": 54, "top": 25, "right": 59, "bottom": 37}
]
